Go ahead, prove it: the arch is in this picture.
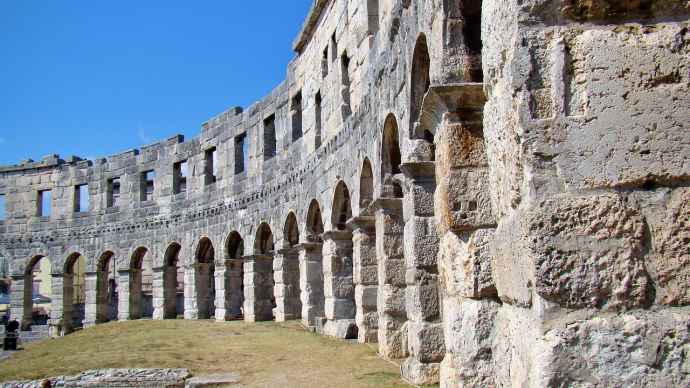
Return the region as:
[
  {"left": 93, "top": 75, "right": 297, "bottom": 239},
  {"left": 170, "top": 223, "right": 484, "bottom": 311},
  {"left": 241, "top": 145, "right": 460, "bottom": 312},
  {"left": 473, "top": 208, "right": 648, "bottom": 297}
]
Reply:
[
  {"left": 163, "top": 242, "right": 182, "bottom": 319},
  {"left": 283, "top": 212, "right": 300, "bottom": 248},
  {"left": 22, "top": 255, "right": 52, "bottom": 328},
  {"left": 126, "top": 247, "right": 151, "bottom": 320},
  {"left": 194, "top": 237, "right": 215, "bottom": 319},
  {"left": 63, "top": 252, "right": 86, "bottom": 332},
  {"left": 410, "top": 33, "right": 431, "bottom": 139},
  {"left": 382, "top": 114, "right": 403, "bottom": 198},
  {"left": 96, "top": 251, "right": 117, "bottom": 323},
  {"left": 226, "top": 231, "right": 245, "bottom": 259},
  {"left": 331, "top": 181, "right": 353, "bottom": 231},
  {"left": 306, "top": 200, "right": 325, "bottom": 242},
  {"left": 255, "top": 222, "right": 275, "bottom": 255},
  {"left": 224, "top": 231, "right": 245, "bottom": 319},
  {"left": 359, "top": 158, "right": 374, "bottom": 212}
]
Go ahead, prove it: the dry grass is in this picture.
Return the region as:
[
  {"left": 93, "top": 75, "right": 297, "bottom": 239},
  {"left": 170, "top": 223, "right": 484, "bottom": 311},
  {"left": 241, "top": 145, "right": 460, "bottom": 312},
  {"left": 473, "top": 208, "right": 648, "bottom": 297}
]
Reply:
[{"left": 0, "top": 320, "right": 410, "bottom": 387}]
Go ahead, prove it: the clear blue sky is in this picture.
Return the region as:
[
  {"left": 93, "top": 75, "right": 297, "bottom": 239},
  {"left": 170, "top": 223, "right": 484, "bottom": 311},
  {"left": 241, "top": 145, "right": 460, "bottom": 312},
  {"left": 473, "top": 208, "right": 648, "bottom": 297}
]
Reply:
[{"left": 0, "top": 1, "right": 312, "bottom": 165}]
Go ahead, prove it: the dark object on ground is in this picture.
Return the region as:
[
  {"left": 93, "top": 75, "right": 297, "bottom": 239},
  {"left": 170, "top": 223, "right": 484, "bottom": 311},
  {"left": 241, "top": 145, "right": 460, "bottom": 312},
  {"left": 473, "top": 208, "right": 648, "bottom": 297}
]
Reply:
[{"left": 4, "top": 319, "right": 19, "bottom": 350}]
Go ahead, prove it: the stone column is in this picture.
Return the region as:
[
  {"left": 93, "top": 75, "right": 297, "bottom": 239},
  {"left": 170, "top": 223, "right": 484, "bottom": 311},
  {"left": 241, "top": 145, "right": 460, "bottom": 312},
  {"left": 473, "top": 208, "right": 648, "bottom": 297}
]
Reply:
[
  {"left": 214, "top": 261, "right": 229, "bottom": 321},
  {"left": 373, "top": 197, "right": 408, "bottom": 360},
  {"left": 243, "top": 255, "right": 274, "bottom": 322},
  {"left": 228, "top": 259, "right": 244, "bottom": 319},
  {"left": 274, "top": 248, "right": 301, "bottom": 322},
  {"left": 49, "top": 273, "right": 65, "bottom": 336},
  {"left": 322, "top": 230, "right": 357, "bottom": 338},
  {"left": 130, "top": 268, "right": 143, "bottom": 319},
  {"left": 82, "top": 271, "right": 98, "bottom": 327},
  {"left": 183, "top": 264, "right": 198, "bottom": 320},
  {"left": 9, "top": 275, "right": 27, "bottom": 329},
  {"left": 347, "top": 215, "right": 378, "bottom": 343},
  {"left": 297, "top": 242, "right": 324, "bottom": 328},
  {"left": 400, "top": 161, "right": 444, "bottom": 385},
  {"left": 152, "top": 266, "right": 165, "bottom": 320},
  {"left": 61, "top": 272, "right": 75, "bottom": 334},
  {"left": 117, "top": 270, "right": 131, "bottom": 321}
]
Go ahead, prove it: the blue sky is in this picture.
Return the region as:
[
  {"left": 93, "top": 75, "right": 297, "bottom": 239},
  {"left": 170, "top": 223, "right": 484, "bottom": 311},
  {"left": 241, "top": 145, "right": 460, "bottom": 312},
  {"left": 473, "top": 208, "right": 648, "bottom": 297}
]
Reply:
[{"left": 0, "top": 1, "right": 312, "bottom": 165}]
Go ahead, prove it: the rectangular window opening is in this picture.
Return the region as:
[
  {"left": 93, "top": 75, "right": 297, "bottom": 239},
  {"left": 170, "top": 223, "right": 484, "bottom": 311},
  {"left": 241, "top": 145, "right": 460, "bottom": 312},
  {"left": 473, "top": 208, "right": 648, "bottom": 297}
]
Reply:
[
  {"left": 322, "top": 47, "right": 329, "bottom": 78},
  {"left": 235, "top": 133, "right": 247, "bottom": 174},
  {"left": 315, "top": 92, "right": 322, "bottom": 149},
  {"left": 205, "top": 147, "right": 217, "bottom": 185},
  {"left": 75, "top": 184, "right": 89, "bottom": 213},
  {"left": 291, "top": 92, "right": 303, "bottom": 142},
  {"left": 38, "top": 190, "right": 52, "bottom": 217},
  {"left": 174, "top": 160, "right": 188, "bottom": 194},
  {"left": 141, "top": 170, "right": 155, "bottom": 201},
  {"left": 107, "top": 178, "right": 120, "bottom": 208},
  {"left": 263, "top": 115, "right": 276, "bottom": 161}
]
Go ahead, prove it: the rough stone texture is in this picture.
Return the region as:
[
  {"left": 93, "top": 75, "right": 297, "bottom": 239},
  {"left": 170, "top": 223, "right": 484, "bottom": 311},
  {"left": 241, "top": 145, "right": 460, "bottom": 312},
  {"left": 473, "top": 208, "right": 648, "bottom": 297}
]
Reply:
[
  {"left": 0, "top": 0, "right": 688, "bottom": 386},
  {"left": 2, "top": 368, "right": 191, "bottom": 388}
]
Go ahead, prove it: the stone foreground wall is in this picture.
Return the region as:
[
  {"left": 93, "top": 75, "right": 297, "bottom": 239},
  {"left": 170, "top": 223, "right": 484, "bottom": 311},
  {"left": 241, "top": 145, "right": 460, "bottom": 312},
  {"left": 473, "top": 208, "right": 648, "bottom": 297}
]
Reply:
[{"left": 0, "top": 0, "right": 689, "bottom": 386}]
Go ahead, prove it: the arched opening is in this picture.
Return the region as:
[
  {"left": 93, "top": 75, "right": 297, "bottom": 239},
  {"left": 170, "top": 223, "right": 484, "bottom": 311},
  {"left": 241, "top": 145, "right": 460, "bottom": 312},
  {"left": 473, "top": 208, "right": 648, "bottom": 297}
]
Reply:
[
  {"left": 163, "top": 243, "right": 182, "bottom": 319},
  {"left": 325, "top": 182, "right": 357, "bottom": 339},
  {"left": 247, "top": 223, "right": 275, "bottom": 321},
  {"left": 96, "top": 251, "right": 117, "bottom": 323},
  {"left": 306, "top": 200, "right": 325, "bottom": 242},
  {"left": 22, "top": 255, "right": 53, "bottom": 329},
  {"left": 277, "top": 213, "right": 302, "bottom": 321},
  {"left": 195, "top": 238, "right": 216, "bottom": 319},
  {"left": 410, "top": 34, "right": 431, "bottom": 139},
  {"left": 300, "top": 200, "right": 326, "bottom": 327},
  {"left": 63, "top": 253, "right": 86, "bottom": 332},
  {"left": 359, "top": 158, "right": 374, "bottom": 213},
  {"left": 445, "top": 0, "right": 483, "bottom": 82},
  {"left": 382, "top": 114, "right": 403, "bottom": 198},
  {"left": 225, "top": 231, "right": 245, "bottom": 319},
  {"left": 128, "top": 247, "right": 152, "bottom": 320}
]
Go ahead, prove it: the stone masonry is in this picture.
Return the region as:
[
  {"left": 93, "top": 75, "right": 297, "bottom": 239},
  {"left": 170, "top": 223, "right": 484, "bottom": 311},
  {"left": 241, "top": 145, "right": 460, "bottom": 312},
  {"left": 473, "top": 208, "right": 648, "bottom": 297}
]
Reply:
[{"left": 0, "top": 0, "right": 688, "bottom": 386}]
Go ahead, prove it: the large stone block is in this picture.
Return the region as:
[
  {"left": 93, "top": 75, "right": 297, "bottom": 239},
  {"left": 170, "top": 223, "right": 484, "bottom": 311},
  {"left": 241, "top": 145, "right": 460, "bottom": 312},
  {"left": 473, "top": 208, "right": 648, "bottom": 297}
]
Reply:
[
  {"left": 439, "top": 229, "right": 496, "bottom": 299},
  {"left": 404, "top": 216, "right": 440, "bottom": 268}
]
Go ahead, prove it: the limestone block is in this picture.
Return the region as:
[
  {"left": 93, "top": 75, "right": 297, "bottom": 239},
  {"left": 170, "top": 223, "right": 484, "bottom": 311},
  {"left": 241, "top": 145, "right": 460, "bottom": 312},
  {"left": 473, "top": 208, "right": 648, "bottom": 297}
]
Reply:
[
  {"left": 403, "top": 182, "right": 435, "bottom": 218},
  {"left": 528, "top": 194, "right": 651, "bottom": 310},
  {"left": 355, "top": 285, "right": 377, "bottom": 309},
  {"left": 377, "top": 235, "right": 404, "bottom": 259},
  {"left": 439, "top": 230, "right": 496, "bottom": 299},
  {"left": 354, "top": 265, "right": 378, "bottom": 285},
  {"left": 405, "top": 273, "right": 440, "bottom": 322},
  {"left": 649, "top": 188, "right": 690, "bottom": 305},
  {"left": 407, "top": 321, "right": 445, "bottom": 363},
  {"left": 377, "top": 257, "right": 405, "bottom": 286},
  {"left": 377, "top": 284, "right": 406, "bottom": 317},
  {"left": 376, "top": 211, "right": 404, "bottom": 235},
  {"left": 537, "top": 307, "right": 690, "bottom": 387},
  {"left": 404, "top": 216, "right": 440, "bottom": 268},
  {"left": 401, "top": 358, "right": 440, "bottom": 386},
  {"left": 436, "top": 168, "right": 494, "bottom": 233}
]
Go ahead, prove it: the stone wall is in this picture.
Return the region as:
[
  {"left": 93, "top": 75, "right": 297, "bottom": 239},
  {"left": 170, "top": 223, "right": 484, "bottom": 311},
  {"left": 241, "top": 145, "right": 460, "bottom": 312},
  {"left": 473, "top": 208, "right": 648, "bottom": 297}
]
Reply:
[{"left": 0, "top": 0, "right": 688, "bottom": 386}]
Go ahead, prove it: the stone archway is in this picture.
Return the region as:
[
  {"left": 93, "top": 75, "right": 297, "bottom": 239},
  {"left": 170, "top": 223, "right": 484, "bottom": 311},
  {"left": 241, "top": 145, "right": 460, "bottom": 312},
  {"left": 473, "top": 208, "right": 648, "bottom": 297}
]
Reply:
[
  {"left": 298, "top": 200, "right": 326, "bottom": 328},
  {"left": 119, "top": 247, "right": 150, "bottom": 320},
  {"left": 162, "top": 243, "right": 183, "bottom": 319},
  {"left": 224, "top": 232, "right": 245, "bottom": 320},
  {"left": 322, "top": 181, "right": 357, "bottom": 339},
  {"left": 21, "top": 255, "right": 53, "bottom": 329},
  {"left": 275, "top": 212, "right": 302, "bottom": 321},
  {"left": 95, "top": 251, "right": 118, "bottom": 324},
  {"left": 194, "top": 238, "right": 216, "bottom": 320},
  {"left": 244, "top": 223, "right": 275, "bottom": 322},
  {"left": 63, "top": 253, "right": 86, "bottom": 333}
]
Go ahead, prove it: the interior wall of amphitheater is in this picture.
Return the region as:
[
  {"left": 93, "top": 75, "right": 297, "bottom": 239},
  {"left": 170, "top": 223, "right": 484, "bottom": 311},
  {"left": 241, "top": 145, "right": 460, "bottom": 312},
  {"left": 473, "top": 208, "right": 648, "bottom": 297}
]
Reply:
[{"left": 0, "top": 0, "right": 688, "bottom": 386}]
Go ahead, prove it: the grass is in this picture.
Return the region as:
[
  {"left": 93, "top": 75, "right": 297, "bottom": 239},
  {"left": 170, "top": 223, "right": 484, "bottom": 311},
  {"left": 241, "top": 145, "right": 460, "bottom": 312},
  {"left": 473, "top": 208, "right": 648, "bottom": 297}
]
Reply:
[{"left": 0, "top": 320, "right": 409, "bottom": 387}]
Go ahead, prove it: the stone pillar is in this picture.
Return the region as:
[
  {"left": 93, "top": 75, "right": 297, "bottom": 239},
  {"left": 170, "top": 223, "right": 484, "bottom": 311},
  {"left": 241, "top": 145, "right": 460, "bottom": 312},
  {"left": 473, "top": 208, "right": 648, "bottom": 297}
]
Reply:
[
  {"left": 83, "top": 271, "right": 98, "bottom": 327},
  {"left": 130, "top": 268, "right": 143, "bottom": 319},
  {"left": 117, "top": 270, "right": 131, "bottom": 321},
  {"left": 49, "top": 273, "right": 65, "bottom": 336},
  {"left": 163, "top": 265, "right": 178, "bottom": 319},
  {"left": 183, "top": 264, "right": 197, "bottom": 320},
  {"left": 214, "top": 261, "right": 229, "bottom": 321},
  {"left": 321, "top": 230, "right": 357, "bottom": 338},
  {"left": 152, "top": 266, "right": 165, "bottom": 320},
  {"left": 228, "top": 259, "right": 244, "bottom": 319},
  {"left": 347, "top": 215, "right": 378, "bottom": 343},
  {"left": 243, "top": 255, "right": 274, "bottom": 322},
  {"left": 400, "top": 161, "right": 444, "bottom": 385},
  {"left": 61, "top": 272, "right": 75, "bottom": 334},
  {"left": 274, "top": 249, "right": 301, "bottom": 322},
  {"left": 297, "top": 243, "right": 324, "bottom": 328},
  {"left": 373, "top": 197, "right": 408, "bottom": 360},
  {"left": 9, "top": 275, "right": 27, "bottom": 329}
]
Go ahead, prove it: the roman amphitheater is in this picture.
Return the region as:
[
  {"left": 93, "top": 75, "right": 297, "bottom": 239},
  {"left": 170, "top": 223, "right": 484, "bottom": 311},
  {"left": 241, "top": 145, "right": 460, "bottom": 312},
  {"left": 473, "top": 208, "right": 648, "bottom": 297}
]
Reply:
[{"left": 1, "top": 0, "right": 689, "bottom": 386}]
